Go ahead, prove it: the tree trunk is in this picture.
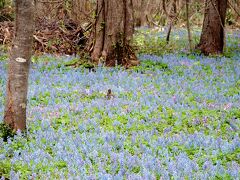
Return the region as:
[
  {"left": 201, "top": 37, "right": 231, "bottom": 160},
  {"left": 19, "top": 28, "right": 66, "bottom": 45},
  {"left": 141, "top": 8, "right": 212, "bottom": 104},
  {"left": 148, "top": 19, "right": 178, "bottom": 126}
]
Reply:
[
  {"left": 196, "top": 0, "right": 227, "bottom": 55},
  {"left": 4, "top": 0, "right": 35, "bottom": 131},
  {"left": 133, "top": 0, "right": 143, "bottom": 27},
  {"left": 186, "top": 0, "right": 193, "bottom": 51},
  {"left": 140, "top": 0, "right": 149, "bottom": 27},
  {"left": 88, "top": 0, "right": 139, "bottom": 67},
  {"left": 164, "top": 0, "right": 177, "bottom": 43}
]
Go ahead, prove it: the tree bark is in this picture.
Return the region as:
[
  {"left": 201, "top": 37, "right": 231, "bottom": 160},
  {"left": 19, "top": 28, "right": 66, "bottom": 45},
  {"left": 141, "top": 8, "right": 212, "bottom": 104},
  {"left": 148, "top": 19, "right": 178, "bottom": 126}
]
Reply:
[
  {"left": 4, "top": 0, "right": 35, "bottom": 131},
  {"left": 164, "top": 0, "right": 177, "bottom": 43},
  {"left": 140, "top": 0, "right": 150, "bottom": 27},
  {"left": 196, "top": 0, "right": 227, "bottom": 55},
  {"left": 186, "top": 0, "right": 193, "bottom": 51},
  {"left": 88, "top": 0, "right": 139, "bottom": 67}
]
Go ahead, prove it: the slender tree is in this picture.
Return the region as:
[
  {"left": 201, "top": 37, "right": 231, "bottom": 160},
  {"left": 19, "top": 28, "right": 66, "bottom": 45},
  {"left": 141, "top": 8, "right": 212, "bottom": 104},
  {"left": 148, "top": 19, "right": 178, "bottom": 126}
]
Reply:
[
  {"left": 88, "top": 0, "right": 139, "bottom": 67},
  {"left": 4, "top": 0, "right": 35, "bottom": 131},
  {"left": 163, "top": 0, "right": 177, "bottom": 43},
  {"left": 197, "top": 0, "right": 227, "bottom": 55},
  {"left": 186, "top": 0, "right": 193, "bottom": 51}
]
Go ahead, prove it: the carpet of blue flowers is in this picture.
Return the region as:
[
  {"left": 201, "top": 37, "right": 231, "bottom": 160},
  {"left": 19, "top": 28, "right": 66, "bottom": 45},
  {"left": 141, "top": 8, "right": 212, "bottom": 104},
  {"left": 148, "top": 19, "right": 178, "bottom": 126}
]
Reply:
[{"left": 0, "top": 29, "right": 240, "bottom": 179}]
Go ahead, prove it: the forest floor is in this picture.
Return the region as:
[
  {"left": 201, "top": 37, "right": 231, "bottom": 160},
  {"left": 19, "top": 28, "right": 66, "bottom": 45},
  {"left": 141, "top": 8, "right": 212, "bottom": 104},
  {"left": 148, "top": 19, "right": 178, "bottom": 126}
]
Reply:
[{"left": 0, "top": 28, "right": 240, "bottom": 179}]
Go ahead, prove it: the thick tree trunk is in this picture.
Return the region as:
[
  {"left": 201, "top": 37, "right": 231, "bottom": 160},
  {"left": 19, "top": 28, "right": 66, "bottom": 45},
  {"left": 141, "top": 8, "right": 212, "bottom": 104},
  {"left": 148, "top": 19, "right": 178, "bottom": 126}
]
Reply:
[
  {"left": 197, "top": 0, "right": 227, "bottom": 55},
  {"left": 4, "top": 0, "right": 35, "bottom": 131},
  {"left": 88, "top": 0, "right": 139, "bottom": 67}
]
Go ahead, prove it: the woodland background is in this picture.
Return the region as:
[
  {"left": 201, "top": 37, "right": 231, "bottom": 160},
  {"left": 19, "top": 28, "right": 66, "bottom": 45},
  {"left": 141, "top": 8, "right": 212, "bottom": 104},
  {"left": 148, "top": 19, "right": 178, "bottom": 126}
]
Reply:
[
  {"left": 0, "top": 0, "right": 239, "bottom": 55},
  {"left": 0, "top": 0, "right": 240, "bottom": 179}
]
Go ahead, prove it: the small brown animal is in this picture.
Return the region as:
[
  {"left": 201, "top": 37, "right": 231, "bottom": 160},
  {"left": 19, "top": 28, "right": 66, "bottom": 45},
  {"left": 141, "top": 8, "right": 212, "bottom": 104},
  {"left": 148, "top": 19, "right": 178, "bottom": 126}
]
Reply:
[{"left": 106, "top": 89, "right": 115, "bottom": 100}]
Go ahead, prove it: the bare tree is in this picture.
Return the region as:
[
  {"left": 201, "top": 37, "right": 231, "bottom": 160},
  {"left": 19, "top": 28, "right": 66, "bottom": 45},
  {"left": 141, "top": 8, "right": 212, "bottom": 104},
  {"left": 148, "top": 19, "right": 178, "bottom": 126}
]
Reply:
[
  {"left": 186, "top": 0, "right": 193, "bottom": 51},
  {"left": 88, "top": 0, "right": 139, "bottom": 67},
  {"left": 163, "top": 0, "right": 177, "bottom": 43},
  {"left": 197, "top": 0, "right": 227, "bottom": 55},
  {"left": 4, "top": 0, "right": 35, "bottom": 131}
]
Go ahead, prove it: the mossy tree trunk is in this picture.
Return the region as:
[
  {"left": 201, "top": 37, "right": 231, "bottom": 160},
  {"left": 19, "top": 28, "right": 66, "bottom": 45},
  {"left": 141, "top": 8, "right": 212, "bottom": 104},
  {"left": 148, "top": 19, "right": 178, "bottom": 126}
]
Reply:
[{"left": 88, "top": 0, "right": 139, "bottom": 67}]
